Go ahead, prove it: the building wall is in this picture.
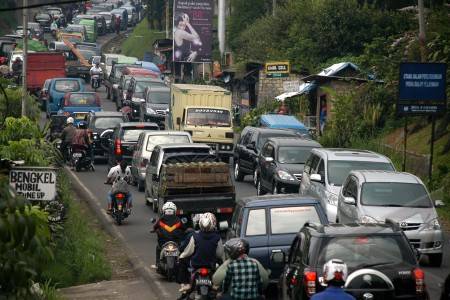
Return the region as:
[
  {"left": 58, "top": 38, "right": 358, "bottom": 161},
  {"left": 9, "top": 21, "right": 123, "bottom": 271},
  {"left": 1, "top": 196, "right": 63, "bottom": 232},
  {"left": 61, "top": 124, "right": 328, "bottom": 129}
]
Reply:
[{"left": 257, "top": 72, "right": 303, "bottom": 106}]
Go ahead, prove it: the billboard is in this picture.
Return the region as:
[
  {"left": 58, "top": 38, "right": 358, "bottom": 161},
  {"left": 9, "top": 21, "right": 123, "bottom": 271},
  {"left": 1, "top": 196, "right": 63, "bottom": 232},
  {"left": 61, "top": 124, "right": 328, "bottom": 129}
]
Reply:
[
  {"left": 397, "top": 62, "right": 447, "bottom": 115},
  {"left": 9, "top": 167, "right": 57, "bottom": 201},
  {"left": 265, "top": 61, "right": 290, "bottom": 78},
  {"left": 173, "top": 0, "right": 213, "bottom": 63}
]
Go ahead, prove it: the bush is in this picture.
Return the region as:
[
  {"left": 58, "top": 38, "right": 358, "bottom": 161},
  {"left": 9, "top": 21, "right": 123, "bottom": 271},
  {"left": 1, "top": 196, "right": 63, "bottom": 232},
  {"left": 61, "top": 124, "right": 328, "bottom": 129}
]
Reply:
[{"left": 0, "top": 82, "right": 41, "bottom": 124}]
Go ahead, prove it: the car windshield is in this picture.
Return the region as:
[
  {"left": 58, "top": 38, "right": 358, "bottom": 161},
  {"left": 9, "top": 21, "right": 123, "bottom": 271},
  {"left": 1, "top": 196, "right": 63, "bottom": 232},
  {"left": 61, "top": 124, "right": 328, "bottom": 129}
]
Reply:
[
  {"left": 54, "top": 80, "right": 81, "bottom": 93},
  {"left": 146, "top": 135, "right": 190, "bottom": 151},
  {"left": 327, "top": 161, "right": 394, "bottom": 186},
  {"left": 186, "top": 108, "right": 231, "bottom": 127},
  {"left": 257, "top": 133, "right": 296, "bottom": 150},
  {"left": 124, "top": 79, "right": 131, "bottom": 89},
  {"left": 94, "top": 117, "right": 123, "bottom": 129},
  {"left": 36, "top": 14, "right": 50, "bottom": 20},
  {"left": 122, "top": 128, "right": 156, "bottom": 142},
  {"left": 278, "top": 146, "right": 313, "bottom": 164},
  {"left": 134, "top": 81, "right": 154, "bottom": 96},
  {"left": 47, "top": 9, "right": 61, "bottom": 15},
  {"left": 270, "top": 206, "right": 320, "bottom": 234},
  {"left": 67, "top": 94, "right": 97, "bottom": 106},
  {"left": 361, "top": 182, "right": 432, "bottom": 208},
  {"left": 147, "top": 91, "right": 169, "bottom": 104},
  {"left": 317, "top": 236, "right": 415, "bottom": 270}
]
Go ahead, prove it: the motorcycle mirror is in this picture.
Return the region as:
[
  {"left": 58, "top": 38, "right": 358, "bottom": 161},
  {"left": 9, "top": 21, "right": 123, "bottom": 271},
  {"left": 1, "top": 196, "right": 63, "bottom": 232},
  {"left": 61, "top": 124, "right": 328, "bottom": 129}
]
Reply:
[{"left": 181, "top": 217, "right": 188, "bottom": 224}]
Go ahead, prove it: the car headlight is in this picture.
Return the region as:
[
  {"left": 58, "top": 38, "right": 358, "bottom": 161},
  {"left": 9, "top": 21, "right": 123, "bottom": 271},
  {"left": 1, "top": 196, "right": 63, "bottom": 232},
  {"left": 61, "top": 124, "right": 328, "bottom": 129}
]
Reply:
[
  {"left": 325, "top": 190, "right": 338, "bottom": 206},
  {"left": 360, "top": 215, "right": 380, "bottom": 224},
  {"left": 424, "top": 218, "right": 441, "bottom": 230},
  {"left": 146, "top": 107, "right": 156, "bottom": 114},
  {"left": 277, "top": 170, "right": 295, "bottom": 181}
]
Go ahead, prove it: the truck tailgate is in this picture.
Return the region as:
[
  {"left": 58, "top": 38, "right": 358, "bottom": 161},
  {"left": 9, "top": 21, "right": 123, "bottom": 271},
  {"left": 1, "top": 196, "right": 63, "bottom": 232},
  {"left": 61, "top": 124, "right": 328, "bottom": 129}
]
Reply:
[
  {"left": 26, "top": 53, "right": 66, "bottom": 89},
  {"left": 165, "top": 193, "right": 235, "bottom": 214}
]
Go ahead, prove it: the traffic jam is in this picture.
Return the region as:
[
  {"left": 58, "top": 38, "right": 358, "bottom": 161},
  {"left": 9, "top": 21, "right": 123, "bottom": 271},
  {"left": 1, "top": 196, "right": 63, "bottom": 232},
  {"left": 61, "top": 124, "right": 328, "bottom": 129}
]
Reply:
[{"left": 2, "top": 0, "right": 449, "bottom": 299}]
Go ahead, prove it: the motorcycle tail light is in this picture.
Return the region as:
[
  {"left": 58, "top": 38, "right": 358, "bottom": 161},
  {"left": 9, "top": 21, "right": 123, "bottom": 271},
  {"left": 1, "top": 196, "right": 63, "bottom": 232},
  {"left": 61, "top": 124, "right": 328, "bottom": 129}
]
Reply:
[
  {"left": 304, "top": 271, "right": 316, "bottom": 296},
  {"left": 115, "top": 138, "right": 122, "bottom": 155},
  {"left": 413, "top": 268, "right": 425, "bottom": 293},
  {"left": 116, "top": 193, "right": 125, "bottom": 199},
  {"left": 199, "top": 268, "right": 209, "bottom": 277}
]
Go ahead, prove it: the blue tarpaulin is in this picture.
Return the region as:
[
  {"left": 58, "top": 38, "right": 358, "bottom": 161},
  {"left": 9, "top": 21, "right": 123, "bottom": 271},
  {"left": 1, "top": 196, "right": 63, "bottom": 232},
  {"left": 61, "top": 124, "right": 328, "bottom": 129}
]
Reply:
[{"left": 260, "top": 114, "right": 307, "bottom": 131}]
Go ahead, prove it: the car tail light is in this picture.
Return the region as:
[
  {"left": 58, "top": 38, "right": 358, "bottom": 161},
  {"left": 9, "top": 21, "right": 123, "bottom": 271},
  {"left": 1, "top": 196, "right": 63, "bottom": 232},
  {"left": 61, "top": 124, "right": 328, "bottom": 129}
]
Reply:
[
  {"left": 199, "top": 268, "right": 209, "bottom": 277},
  {"left": 304, "top": 271, "right": 316, "bottom": 296},
  {"left": 176, "top": 209, "right": 184, "bottom": 215},
  {"left": 413, "top": 268, "right": 425, "bottom": 293},
  {"left": 115, "top": 139, "right": 122, "bottom": 155},
  {"left": 290, "top": 276, "right": 298, "bottom": 287},
  {"left": 216, "top": 207, "right": 233, "bottom": 214}
]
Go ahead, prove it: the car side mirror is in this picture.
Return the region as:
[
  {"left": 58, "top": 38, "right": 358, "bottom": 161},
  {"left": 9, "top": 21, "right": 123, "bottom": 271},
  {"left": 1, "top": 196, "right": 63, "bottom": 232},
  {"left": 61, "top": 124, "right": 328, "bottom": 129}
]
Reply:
[
  {"left": 246, "top": 143, "right": 255, "bottom": 151},
  {"left": 435, "top": 200, "right": 445, "bottom": 208},
  {"left": 176, "top": 117, "right": 181, "bottom": 125},
  {"left": 343, "top": 196, "right": 356, "bottom": 205},
  {"left": 271, "top": 250, "right": 286, "bottom": 264},
  {"left": 310, "top": 173, "right": 322, "bottom": 183},
  {"left": 264, "top": 157, "right": 274, "bottom": 163}
]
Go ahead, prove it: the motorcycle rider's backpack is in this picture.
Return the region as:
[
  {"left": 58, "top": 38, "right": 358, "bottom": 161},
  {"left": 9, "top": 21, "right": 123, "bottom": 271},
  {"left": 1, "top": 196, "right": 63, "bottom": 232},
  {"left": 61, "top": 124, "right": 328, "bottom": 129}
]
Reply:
[{"left": 111, "top": 175, "right": 129, "bottom": 194}]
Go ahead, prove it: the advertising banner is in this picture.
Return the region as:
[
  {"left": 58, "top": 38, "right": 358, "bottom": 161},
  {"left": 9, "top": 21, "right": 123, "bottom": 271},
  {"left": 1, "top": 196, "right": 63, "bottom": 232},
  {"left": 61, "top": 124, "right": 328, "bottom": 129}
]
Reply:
[
  {"left": 9, "top": 167, "right": 57, "bottom": 201},
  {"left": 397, "top": 62, "right": 447, "bottom": 115},
  {"left": 173, "top": 0, "right": 213, "bottom": 63}
]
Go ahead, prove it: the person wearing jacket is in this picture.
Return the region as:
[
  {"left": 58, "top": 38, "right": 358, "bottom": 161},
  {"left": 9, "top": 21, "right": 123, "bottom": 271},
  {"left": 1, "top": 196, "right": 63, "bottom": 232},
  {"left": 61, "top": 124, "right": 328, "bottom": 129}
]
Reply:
[
  {"left": 311, "top": 259, "right": 355, "bottom": 300},
  {"left": 60, "top": 117, "right": 76, "bottom": 162}
]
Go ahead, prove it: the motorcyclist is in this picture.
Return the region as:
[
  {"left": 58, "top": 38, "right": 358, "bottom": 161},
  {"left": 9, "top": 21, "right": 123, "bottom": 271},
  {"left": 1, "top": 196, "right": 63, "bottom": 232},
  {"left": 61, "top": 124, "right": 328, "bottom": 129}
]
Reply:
[
  {"left": 89, "top": 62, "right": 103, "bottom": 89},
  {"left": 213, "top": 238, "right": 269, "bottom": 300},
  {"left": 71, "top": 121, "right": 93, "bottom": 168},
  {"left": 60, "top": 117, "right": 76, "bottom": 162},
  {"left": 311, "top": 259, "right": 355, "bottom": 300},
  {"left": 179, "top": 212, "right": 224, "bottom": 293},
  {"left": 152, "top": 202, "right": 185, "bottom": 267},
  {"left": 11, "top": 57, "right": 22, "bottom": 84},
  {"left": 105, "top": 159, "right": 133, "bottom": 213},
  {"left": 50, "top": 19, "right": 58, "bottom": 36}
]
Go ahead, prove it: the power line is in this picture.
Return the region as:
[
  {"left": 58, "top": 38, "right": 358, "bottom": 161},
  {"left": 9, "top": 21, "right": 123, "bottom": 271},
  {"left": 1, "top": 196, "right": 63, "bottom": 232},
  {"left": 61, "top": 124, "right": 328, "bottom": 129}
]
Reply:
[{"left": 0, "top": 0, "right": 84, "bottom": 12}]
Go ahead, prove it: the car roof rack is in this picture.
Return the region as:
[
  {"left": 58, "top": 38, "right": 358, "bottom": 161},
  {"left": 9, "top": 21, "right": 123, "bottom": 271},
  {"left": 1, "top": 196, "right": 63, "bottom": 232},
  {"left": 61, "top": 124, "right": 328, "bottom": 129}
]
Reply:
[
  {"left": 385, "top": 218, "right": 401, "bottom": 231},
  {"left": 304, "top": 221, "right": 324, "bottom": 233}
]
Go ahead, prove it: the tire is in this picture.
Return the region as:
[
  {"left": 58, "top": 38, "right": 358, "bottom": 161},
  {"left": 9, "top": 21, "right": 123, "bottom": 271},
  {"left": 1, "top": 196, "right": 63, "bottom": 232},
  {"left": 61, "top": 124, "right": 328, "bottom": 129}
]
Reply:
[
  {"left": 138, "top": 179, "right": 144, "bottom": 192},
  {"left": 256, "top": 179, "right": 266, "bottom": 196},
  {"left": 152, "top": 199, "right": 158, "bottom": 213},
  {"left": 428, "top": 253, "right": 442, "bottom": 267},
  {"left": 107, "top": 87, "right": 111, "bottom": 99},
  {"left": 234, "top": 161, "right": 244, "bottom": 182},
  {"left": 272, "top": 182, "right": 279, "bottom": 194},
  {"left": 253, "top": 169, "right": 258, "bottom": 187}
]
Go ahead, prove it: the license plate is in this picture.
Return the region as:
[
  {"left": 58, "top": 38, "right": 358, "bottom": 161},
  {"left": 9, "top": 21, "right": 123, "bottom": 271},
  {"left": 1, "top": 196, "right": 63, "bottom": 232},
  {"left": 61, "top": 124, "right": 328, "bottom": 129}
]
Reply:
[
  {"left": 196, "top": 279, "right": 211, "bottom": 286},
  {"left": 72, "top": 153, "right": 82, "bottom": 157},
  {"left": 165, "top": 251, "right": 179, "bottom": 257}
]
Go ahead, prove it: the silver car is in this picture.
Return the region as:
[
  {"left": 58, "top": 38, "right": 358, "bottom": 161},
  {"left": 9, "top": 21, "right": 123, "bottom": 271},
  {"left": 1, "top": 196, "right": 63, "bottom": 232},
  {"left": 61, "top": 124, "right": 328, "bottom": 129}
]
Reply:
[
  {"left": 337, "top": 170, "right": 444, "bottom": 266},
  {"left": 131, "top": 131, "right": 192, "bottom": 191},
  {"left": 299, "top": 148, "right": 395, "bottom": 222}
]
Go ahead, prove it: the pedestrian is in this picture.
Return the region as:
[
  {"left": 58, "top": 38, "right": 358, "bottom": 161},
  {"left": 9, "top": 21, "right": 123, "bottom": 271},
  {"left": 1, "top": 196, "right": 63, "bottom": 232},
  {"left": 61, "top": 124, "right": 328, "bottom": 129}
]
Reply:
[{"left": 310, "top": 259, "right": 355, "bottom": 300}]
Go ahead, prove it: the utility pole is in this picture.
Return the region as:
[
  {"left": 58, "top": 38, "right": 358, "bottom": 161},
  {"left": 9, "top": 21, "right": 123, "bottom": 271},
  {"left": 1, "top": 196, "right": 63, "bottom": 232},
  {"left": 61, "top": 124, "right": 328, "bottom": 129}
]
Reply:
[
  {"left": 22, "top": 0, "right": 28, "bottom": 117},
  {"left": 165, "top": 0, "right": 170, "bottom": 38},
  {"left": 218, "top": 0, "right": 226, "bottom": 57}
]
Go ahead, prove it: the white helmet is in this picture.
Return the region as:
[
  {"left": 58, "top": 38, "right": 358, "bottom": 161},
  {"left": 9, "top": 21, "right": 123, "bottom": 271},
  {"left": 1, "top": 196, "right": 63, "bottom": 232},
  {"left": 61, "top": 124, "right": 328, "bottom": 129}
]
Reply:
[
  {"left": 323, "top": 259, "right": 348, "bottom": 283},
  {"left": 199, "top": 212, "right": 216, "bottom": 232},
  {"left": 66, "top": 117, "right": 74, "bottom": 124},
  {"left": 162, "top": 202, "right": 176, "bottom": 215}
]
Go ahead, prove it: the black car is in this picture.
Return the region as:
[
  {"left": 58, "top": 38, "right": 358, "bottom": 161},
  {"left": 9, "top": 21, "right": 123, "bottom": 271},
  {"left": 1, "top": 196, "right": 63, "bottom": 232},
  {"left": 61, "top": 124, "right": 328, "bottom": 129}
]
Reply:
[
  {"left": 34, "top": 12, "right": 52, "bottom": 32},
  {"left": 87, "top": 111, "right": 128, "bottom": 159},
  {"left": 104, "top": 122, "right": 159, "bottom": 166},
  {"left": 278, "top": 222, "right": 428, "bottom": 300},
  {"left": 233, "top": 127, "right": 301, "bottom": 186},
  {"left": 126, "top": 76, "right": 165, "bottom": 120},
  {"left": 256, "top": 137, "right": 321, "bottom": 196},
  {"left": 105, "top": 63, "right": 136, "bottom": 102}
]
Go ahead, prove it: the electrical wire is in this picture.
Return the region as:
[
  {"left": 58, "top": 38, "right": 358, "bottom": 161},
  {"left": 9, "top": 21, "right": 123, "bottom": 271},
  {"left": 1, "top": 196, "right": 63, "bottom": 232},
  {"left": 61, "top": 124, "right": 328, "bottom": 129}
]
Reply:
[{"left": 0, "top": 0, "right": 85, "bottom": 12}]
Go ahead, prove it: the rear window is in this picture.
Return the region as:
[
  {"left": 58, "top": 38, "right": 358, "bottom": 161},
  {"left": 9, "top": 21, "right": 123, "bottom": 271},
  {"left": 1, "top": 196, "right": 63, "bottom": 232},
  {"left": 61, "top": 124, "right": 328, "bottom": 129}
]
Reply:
[
  {"left": 94, "top": 117, "right": 123, "bottom": 129},
  {"left": 246, "top": 209, "right": 267, "bottom": 236},
  {"left": 67, "top": 94, "right": 97, "bottom": 106},
  {"left": 122, "top": 127, "right": 158, "bottom": 142},
  {"left": 270, "top": 206, "right": 320, "bottom": 234},
  {"left": 327, "top": 161, "right": 394, "bottom": 186},
  {"left": 54, "top": 80, "right": 81, "bottom": 93},
  {"left": 146, "top": 135, "right": 190, "bottom": 151},
  {"left": 147, "top": 91, "right": 169, "bottom": 104},
  {"left": 361, "top": 182, "right": 432, "bottom": 208},
  {"left": 257, "top": 132, "right": 297, "bottom": 150},
  {"left": 277, "top": 146, "right": 314, "bottom": 164}
]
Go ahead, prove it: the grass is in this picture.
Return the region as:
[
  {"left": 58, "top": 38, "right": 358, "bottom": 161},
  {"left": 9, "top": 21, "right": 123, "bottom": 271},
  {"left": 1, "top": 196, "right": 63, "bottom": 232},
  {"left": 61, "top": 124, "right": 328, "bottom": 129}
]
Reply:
[
  {"left": 121, "top": 19, "right": 166, "bottom": 59},
  {"left": 41, "top": 173, "right": 111, "bottom": 288}
]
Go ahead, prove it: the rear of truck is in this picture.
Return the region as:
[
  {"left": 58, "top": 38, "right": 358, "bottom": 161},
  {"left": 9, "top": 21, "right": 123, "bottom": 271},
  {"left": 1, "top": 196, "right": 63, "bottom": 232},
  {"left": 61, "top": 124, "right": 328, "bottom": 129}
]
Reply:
[
  {"left": 159, "top": 162, "right": 235, "bottom": 225},
  {"left": 26, "top": 52, "right": 66, "bottom": 95}
]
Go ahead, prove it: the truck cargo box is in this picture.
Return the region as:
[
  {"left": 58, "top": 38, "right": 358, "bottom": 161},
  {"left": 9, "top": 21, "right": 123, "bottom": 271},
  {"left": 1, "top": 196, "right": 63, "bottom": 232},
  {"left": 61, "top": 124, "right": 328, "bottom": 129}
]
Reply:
[{"left": 26, "top": 52, "right": 66, "bottom": 92}]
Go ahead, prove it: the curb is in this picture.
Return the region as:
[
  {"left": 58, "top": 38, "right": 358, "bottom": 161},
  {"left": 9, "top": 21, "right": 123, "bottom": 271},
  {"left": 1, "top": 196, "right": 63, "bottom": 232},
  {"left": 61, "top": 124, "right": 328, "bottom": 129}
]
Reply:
[{"left": 64, "top": 166, "right": 172, "bottom": 300}]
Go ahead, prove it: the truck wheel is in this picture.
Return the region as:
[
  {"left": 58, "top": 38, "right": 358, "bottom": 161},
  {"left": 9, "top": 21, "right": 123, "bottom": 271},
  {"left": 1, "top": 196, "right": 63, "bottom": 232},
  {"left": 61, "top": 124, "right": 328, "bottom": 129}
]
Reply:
[{"left": 234, "top": 162, "right": 244, "bottom": 182}]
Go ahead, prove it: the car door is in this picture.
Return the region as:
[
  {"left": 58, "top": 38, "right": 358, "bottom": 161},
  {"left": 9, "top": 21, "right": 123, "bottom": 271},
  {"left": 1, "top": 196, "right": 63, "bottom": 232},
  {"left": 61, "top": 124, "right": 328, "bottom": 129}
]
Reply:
[
  {"left": 312, "top": 159, "right": 328, "bottom": 212},
  {"left": 131, "top": 133, "right": 143, "bottom": 178},
  {"left": 302, "top": 155, "right": 321, "bottom": 198},
  {"left": 282, "top": 235, "right": 304, "bottom": 300},
  {"left": 238, "top": 129, "right": 254, "bottom": 173},
  {"left": 260, "top": 142, "right": 275, "bottom": 190},
  {"left": 339, "top": 176, "right": 359, "bottom": 223},
  {"left": 243, "top": 208, "right": 270, "bottom": 269},
  {"left": 146, "top": 148, "right": 159, "bottom": 199}
]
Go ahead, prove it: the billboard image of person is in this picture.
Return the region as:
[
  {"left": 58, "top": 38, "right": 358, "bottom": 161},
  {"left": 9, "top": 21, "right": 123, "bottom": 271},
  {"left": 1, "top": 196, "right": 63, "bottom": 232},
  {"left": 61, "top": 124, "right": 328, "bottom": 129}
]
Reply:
[{"left": 173, "top": 0, "right": 213, "bottom": 63}]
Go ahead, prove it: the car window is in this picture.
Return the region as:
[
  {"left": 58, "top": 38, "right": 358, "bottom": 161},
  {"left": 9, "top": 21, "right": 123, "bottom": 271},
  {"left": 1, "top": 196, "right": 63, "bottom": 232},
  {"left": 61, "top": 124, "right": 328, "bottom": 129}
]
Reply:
[
  {"left": 147, "top": 91, "right": 169, "bottom": 104},
  {"left": 149, "top": 149, "right": 159, "bottom": 167},
  {"left": 246, "top": 209, "right": 267, "bottom": 236},
  {"left": 67, "top": 93, "right": 96, "bottom": 106},
  {"left": 270, "top": 206, "right": 320, "bottom": 234},
  {"left": 304, "top": 155, "right": 313, "bottom": 174},
  {"left": 146, "top": 135, "right": 190, "bottom": 151},
  {"left": 262, "top": 143, "right": 274, "bottom": 158},
  {"left": 310, "top": 155, "right": 320, "bottom": 174},
  {"left": 241, "top": 130, "right": 252, "bottom": 146},
  {"left": 94, "top": 117, "right": 123, "bottom": 129},
  {"left": 278, "top": 146, "right": 313, "bottom": 164},
  {"left": 54, "top": 80, "right": 81, "bottom": 93},
  {"left": 317, "top": 160, "right": 325, "bottom": 176},
  {"left": 121, "top": 128, "right": 157, "bottom": 142},
  {"left": 361, "top": 182, "right": 432, "bottom": 208},
  {"left": 257, "top": 132, "right": 297, "bottom": 151},
  {"left": 327, "top": 161, "right": 394, "bottom": 186}
]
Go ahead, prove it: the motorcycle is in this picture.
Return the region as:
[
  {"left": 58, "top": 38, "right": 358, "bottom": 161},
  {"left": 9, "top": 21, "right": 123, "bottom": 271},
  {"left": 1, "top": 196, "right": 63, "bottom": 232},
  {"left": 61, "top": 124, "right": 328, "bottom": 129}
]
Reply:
[
  {"left": 111, "top": 192, "right": 129, "bottom": 225},
  {"left": 191, "top": 267, "right": 215, "bottom": 300},
  {"left": 158, "top": 241, "right": 180, "bottom": 281},
  {"left": 71, "top": 144, "right": 94, "bottom": 172},
  {"left": 91, "top": 74, "right": 102, "bottom": 91},
  {"left": 120, "top": 99, "right": 133, "bottom": 120}
]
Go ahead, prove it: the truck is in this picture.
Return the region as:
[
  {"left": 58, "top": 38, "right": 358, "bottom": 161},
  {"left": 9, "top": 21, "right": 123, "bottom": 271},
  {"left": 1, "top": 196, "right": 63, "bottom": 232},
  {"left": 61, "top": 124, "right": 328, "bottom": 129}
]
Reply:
[
  {"left": 168, "top": 84, "right": 235, "bottom": 160},
  {"left": 26, "top": 52, "right": 66, "bottom": 95},
  {"left": 146, "top": 143, "right": 236, "bottom": 226}
]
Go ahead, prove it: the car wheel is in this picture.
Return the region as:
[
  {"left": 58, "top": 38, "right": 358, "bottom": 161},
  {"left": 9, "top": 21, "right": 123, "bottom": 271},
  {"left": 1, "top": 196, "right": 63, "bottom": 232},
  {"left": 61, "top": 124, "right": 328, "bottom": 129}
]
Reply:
[
  {"left": 253, "top": 169, "right": 258, "bottom": 187},
  {"left": 256, "top": 178, "right": 266, "bottom": 196},
  {"left": 234, "top": 161, "right": 244, "bottom": 182},
  {"left": 272, "top": 182, "right": 279, "bottom": 194},
  {"left": 138, "top": 179, "right": 144, "bottom": 192},
  {"left": 106, "top": 87, "right": 111, "bottom": 99},
  {"left": 428, "top": 253, "right": 442, "bottom": 267}
]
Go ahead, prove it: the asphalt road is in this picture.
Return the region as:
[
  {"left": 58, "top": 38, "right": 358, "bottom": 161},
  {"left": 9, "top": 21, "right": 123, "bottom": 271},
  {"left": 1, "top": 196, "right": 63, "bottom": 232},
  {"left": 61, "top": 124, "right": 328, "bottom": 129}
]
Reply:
[{"left": 40, "top": 32, "right": 449, "bottom": 300}]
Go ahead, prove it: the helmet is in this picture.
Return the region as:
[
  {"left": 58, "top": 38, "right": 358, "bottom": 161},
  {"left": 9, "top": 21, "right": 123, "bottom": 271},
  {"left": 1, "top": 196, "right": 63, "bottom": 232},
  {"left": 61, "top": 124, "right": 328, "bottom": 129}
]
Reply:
[
  {"left": 162, "top": 202, "right": 176, "bottom": 216},
  {"left": 78, "top": 121, "right": 87, "bottom": 129},
  {"left": 198, "top": 212, "right": 216, "bottom": 232},
  {"left": 66, "top": 117, "right": 74, "bottom": 124},
  {"left": 224, "top": 238, "right": 249, "bottom": 260},
  {"left": 323, "top": 259, "right": 348, "bottom": 283}
]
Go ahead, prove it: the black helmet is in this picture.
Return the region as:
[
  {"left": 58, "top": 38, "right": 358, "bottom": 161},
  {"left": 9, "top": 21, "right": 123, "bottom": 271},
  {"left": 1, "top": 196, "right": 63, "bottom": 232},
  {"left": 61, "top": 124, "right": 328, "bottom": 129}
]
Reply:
[{"left": 224, "top": 238, "right": 249, "bottom": 260}]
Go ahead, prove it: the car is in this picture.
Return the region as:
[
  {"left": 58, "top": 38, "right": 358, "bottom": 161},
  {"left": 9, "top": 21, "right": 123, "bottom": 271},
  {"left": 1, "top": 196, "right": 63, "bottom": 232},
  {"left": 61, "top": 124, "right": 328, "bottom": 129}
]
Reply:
[
  {"left": 45, "top": 7, "right": 66, "bottom": 26},
  {"left": 63, "top": 24, "right": 88, "bottom": 41},
  {"left": 121, "top": 5, "right": 138, "bottom": 26},
  {"left": 59, "top": 92, "right": 102, "bottom": 125},
  {"left": 38, "top": 79, "right": 52, "bottom": 110},
  {"left": 126, "top": 76, "right": 165, "bottom": 120},
  {"left": 114, "top": 75, "right": 133, "bottom": 109},
  {"left": 46, "top": 78, "right": 85, "bottom": 117},
  {"left": 337, "top": 170, "right": 444, "bottom": 266},
  {"left": 144, "top": 143, "right": 213, "bottom": 211},
  {"left": 299, "top": 148, "right": 395, "bottom": 222},
  {"left": 86, "top": 111, "right": 128, "bottom": 159},
  {"left": 279, "top": 222, "right": 428, "bottom": 300},
  {"left": 97, "top": 12, "right": 116, "bottom": 32},
  {"left": 73, "top": 16, "right": 98, "bottom": 42},
  {"left": 256, "top": 137, "right": 322, "bottom": 196},
  {"left": 34, "top": 12, "right": 52, "bottom": 32},
  {"left": 131, "top": 131, "right": 193, "bottom": 191},
  {"left": 104, "top": 122, "right": 160, "bottom": 167},
  {"left": 234, "top": 127, "right": 303, "bottom": 186},
  {"left": 110, "top": 8, "right": 128, "bottom": 30},
  {"left": 100, "top": 53, "right": 126, "bottom": 79},
  {"left": 140, "top": 85, "right": 170, "bottom": 128},
  {"left": 27, "top": 22, "right": 44, "bottom": 40},
  {"left": 105, "top": 62, "right": 136, "bottom": 101},
  {"left": 84, "top": 13, "right": 107, "bottom": 35},
  {"left": 74, "top": 42, "right": 101, "bottom": 56},
  {"left": 226, "top": 195, "right": 328, "bottom": 281}
]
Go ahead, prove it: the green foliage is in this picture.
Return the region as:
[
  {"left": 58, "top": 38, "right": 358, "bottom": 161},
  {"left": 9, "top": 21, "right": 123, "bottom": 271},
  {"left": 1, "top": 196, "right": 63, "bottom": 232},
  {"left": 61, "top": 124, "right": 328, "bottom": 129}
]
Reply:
[
  {"left": 0, "top": 82, "right": 41, "bottom": 123},
  {"left": 121, "top": 19, "right": 166, "bottom": 59},
  {"left": 0, "top": 117, "right": 42, "bottom": 144},
  {"left": 240, "top": 100, "right": 279, "bottom": 129}
]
